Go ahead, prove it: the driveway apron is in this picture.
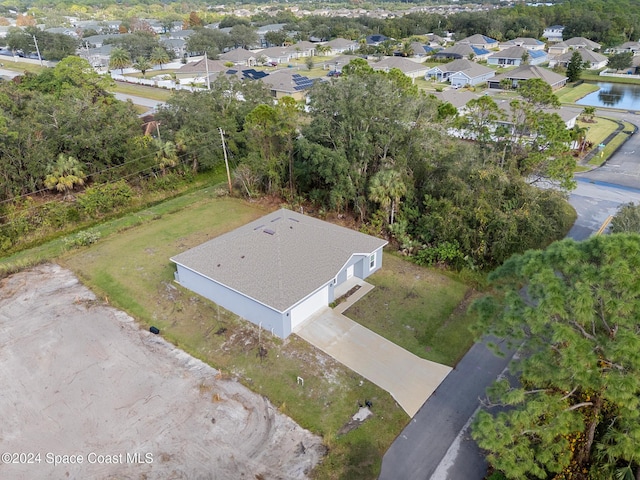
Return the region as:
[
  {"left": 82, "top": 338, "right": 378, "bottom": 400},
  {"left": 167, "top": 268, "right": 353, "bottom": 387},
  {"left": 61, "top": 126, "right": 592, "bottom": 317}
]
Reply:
[{"left": 295, "top": 307, "right": 452, "bottom": 418}]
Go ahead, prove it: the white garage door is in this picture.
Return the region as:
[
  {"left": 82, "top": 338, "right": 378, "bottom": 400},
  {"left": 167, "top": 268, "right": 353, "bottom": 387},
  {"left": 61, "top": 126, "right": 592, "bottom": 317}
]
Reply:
[{"left": 290, "top": 286, "right": 329, "bottom": 330}]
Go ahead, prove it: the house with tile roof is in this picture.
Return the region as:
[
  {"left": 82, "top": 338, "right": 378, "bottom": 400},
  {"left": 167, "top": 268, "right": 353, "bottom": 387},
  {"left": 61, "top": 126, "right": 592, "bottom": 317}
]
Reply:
[
  {"left": 487, "top": 64, "right": 568, "bottom": 90},
  {"left": 425, "top": 58, "right": 495, "bottom": 86},
  {"left": 549, "top": 48, "right": 607, "bottom": 69},
  {"left": 488, "top": 46, "right": 547, "bottom": 66},
  {"left": 171, "top": 208, "right": 387, "bottom": 338}
]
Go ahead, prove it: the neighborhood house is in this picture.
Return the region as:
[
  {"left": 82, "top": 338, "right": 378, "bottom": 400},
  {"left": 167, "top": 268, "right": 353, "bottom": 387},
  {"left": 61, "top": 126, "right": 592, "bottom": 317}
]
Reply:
[{"left": 171, "top": 209, "right": 388, "bottom": 338}]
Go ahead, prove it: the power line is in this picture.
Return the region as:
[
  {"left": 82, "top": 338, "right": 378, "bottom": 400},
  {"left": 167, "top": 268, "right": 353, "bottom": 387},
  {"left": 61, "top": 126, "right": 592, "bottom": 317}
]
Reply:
[{"left": 0, "top": 133, "right": 227, "bottom": 227}]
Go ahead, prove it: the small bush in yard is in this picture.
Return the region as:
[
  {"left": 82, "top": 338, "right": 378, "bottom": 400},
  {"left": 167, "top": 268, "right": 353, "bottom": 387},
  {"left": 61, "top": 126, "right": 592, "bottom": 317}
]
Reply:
[{"left": 64, "top": 230, "right": 101, "bottom": 248}]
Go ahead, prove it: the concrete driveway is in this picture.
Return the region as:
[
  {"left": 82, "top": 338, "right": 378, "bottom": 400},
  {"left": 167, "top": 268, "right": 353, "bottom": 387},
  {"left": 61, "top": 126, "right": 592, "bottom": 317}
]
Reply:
[{"left": 295, "top": 300, "right": 452, "bottom": 418}]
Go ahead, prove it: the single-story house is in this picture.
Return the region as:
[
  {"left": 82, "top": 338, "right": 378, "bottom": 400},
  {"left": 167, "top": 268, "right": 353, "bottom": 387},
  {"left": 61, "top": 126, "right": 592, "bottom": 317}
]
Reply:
[
  {"left": 493, "top": 99, "right": 581, "bottom": 130},
  {"left": 549, "top": 37, "right": 601, "bottom": 55},
  {"left": 81, "top": 44, "right": 113, "bottom": 68},
  {"left": 260, "top": 70, "right": 318, "bottom": 100},
  {"left": 219, "top": 47, "right": 257, "bottom": 66},
  {"left": 324, "top": 38, "right": 358, "bottom": 55},
  {"left": 256, "top": 46, "right": 294, "bottom": 65},
  {"left": 171, "top": 208, "right": 387, "bottom": 338},
  {"left": 372, "top": 56, "right": 430, "bottom": 79},
  {"left": 408, "top": 42, "right": 438, "bottom": 57},
  {"left": 159, "top": 38, "right": 186, "bottom": 59},
  {"left": 432, "top": 44, "right": 491, "bottom": 61},
  {"left": 455, "top": 34, "right": 499, "bottom": 50},
  {"left": 431, "top": 90, "right": 481, "bottom": 115},
  {"left": 548, "top": 48, "right": 608, "bottom": 69},
  {"left": 488, "top": 46, "right": 547, "bottom": 66},
  {"left": 488, "top": 64, "right": 568, "bottom": 90},
  {"left": 426, "top": 33, "right": 448, "bottom": 47},
  {"left": 366, "top": 34, "right": 390, "bottom": 45},
  {"left": 83, "top": 34, "right": 121, "bottom": 48},
  {"left": 542, "top": 25, "right": 565, "bottom": 42},
  {"left": 289, "top": 40, "right": 316, "bottom": 58},
  {"left": 500, "top": 37, "right": 546, "bottom": 51},
  {"left": 175, "top": 58, "right": 228, "bottom": 84},
  {"left": 425, "top": 58, "right": 495, "bottom": 86},
  {"left": 563, "top": 37, "right": 601, "bottom": 51},
  {"left": 607, "top": 41, "right": 640, "bottom": 55}
]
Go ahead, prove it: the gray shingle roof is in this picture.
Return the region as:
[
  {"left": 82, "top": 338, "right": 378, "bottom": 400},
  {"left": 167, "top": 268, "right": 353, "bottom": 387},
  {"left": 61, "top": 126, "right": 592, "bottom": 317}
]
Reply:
[
  {"left": 491, "top": 64, "right": 567, "bottom": 86},
  {"left": 171, "top": 208, "right": 387, "bottom": 311}
]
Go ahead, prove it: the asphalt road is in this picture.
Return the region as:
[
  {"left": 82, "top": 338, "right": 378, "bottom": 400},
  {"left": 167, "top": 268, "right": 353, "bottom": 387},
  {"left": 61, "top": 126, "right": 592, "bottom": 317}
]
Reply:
[
  {"left": 379, "top": 111, "right": 640, "bottom": 480},
  {"left": 575, "top": 110, "right": 640, "bottom": 190},
  {"left": 378, "top": 337, "right": 516, "bottom": 480}
]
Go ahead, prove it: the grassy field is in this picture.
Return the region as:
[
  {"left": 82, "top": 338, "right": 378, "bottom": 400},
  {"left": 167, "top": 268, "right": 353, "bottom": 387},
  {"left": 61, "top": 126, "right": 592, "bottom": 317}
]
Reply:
[
  {"left": 582, "top": 73, "right": 640, "bottom": 85},
  {"left": 0, "top": 58, "right": 48, "bottom": 74},
  {"left": 579, "top": 117, "right": 618, "bottom": 145},
  {"left": 345, "top": 254, "right": 473, "bottom": 366},
  {"left": 50, "top": 194, "right": 476, "bottom": 479},
  {"left": 556, "top": 82, "right": 600, "bottom": 103},
  {"left": 587, "top": 119, "right": 634, "bottom": 166},
  {"left": 110, "top": 80, "right": 173, "bottom": 101}
]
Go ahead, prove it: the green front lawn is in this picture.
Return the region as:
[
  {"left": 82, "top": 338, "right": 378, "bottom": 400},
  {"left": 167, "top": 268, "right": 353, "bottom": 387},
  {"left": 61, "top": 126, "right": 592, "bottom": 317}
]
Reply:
[
  {"left": 556, "top": 82, "right": 600, "bottom": 103},
  {"left": 345, "top": 254, "right": 474, "bottom": 366},
  {"left": 110, "top": 80, "right": 173, "bottom": 102}
]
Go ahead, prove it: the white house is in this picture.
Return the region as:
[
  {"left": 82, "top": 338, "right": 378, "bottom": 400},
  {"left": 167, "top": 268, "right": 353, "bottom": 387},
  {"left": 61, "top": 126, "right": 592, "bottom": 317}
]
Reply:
[
  {"left": 171, "top": 209, "right": 387, "bottom": 339},
  {"left": 548, "top": 49, "right": 608, "bottom": 69},
  {"left": 426, "top": 58, "right": 495, "bottom": 86},
  {"left": 543, "top": 25, "right": 565, "bottom": 42}
]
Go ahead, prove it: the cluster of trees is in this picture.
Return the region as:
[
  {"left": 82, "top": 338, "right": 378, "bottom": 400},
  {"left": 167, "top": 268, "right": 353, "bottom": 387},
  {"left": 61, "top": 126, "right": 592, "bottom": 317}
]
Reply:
[
  {"left": 472, "top": 233, "right": 640, "bottom": 479},
  {"left": 0, "top": 53, "right": 577, "bottom": 267},
  {"left": 5, "top": 26, "right": 77, "bottom": 60},
  {"left": 154, "top": 59, "right": 574, "bottom": 269},
  {"left": 0, "top": 57, "right": 151, "bottom": 249}
]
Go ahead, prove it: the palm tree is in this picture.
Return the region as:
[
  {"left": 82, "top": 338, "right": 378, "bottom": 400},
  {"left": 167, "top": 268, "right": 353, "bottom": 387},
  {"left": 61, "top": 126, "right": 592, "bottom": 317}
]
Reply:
[
  {"left": 44, "top": 154, "right": 86, "bottom": 196},
  {"left": 570, "top": 124, "right": 589, "bottom": 154},
  {"left": 150, "top": 47, "right": 170, "bottom": 70},
  {"left": 109, "top": 47, "right": 131, "bottom": 74},
  {"left": 315, "top": 44, "right": 331, "bottom": 56},
  {"left": 133, "top": 57, "right": 152, "bottom": 78},
  {"left": 582, "top": 106, "right": 596, "bottom": 122},
  {"left": 400, "top": 42, "right": 414, "bottom": 57},
  {"left": 153, "top": 139, "right": 178, "bottom": 176},
  {"left": 368, "top": 169, "right": 407, "bottom": 225}
]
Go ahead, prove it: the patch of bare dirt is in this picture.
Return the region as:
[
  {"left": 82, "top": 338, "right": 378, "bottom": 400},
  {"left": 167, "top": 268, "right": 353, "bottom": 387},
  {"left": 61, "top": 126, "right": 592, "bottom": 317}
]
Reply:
[{"left": 0, "top": 264, "right": 324, "bottom": 479}]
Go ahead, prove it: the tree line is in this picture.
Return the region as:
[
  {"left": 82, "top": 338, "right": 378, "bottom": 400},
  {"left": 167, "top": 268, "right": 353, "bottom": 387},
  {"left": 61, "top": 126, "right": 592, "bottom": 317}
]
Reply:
[{"left": 0, "top": 55, "right": 576, "bottom": 268}]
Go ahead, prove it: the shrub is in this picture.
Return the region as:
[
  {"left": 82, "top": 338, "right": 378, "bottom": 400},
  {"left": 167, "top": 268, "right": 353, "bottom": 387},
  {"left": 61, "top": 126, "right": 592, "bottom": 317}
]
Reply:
[
  {"left": 77, "top": 181, "right": 133, "bottom": 216},
  {"left": 64, "top": 230, "right": 101, "bottom": 248}
]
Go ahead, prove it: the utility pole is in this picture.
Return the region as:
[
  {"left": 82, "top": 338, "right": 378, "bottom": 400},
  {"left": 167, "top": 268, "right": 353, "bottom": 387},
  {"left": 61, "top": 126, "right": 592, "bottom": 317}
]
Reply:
[
  {"left": 32, "top": 35, "right": 43, "bottom": 67},
  {"left": 204, "top": 52, "right": 210, "bottom": 90},
  {"left": 219, "top": 127, "right": 232, "bottom": 194}
]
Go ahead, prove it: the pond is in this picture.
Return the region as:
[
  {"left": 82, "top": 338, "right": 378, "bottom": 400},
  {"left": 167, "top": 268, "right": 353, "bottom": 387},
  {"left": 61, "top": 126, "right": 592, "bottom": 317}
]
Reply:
[{"left": 576, "top": 82, "right": 640, "bottom": 110}]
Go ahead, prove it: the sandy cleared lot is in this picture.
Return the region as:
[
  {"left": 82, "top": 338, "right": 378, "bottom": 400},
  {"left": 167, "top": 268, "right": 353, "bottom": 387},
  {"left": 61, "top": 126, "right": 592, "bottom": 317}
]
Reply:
[{"left": 0, "top": 264, "right": 324, "bottom": 479}]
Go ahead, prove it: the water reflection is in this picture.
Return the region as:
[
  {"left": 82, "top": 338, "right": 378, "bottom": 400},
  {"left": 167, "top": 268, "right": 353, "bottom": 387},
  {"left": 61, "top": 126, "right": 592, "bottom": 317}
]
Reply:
[
  {"left": 577, "top": 82, "right": 640, "bottom": 109},
  {"left": 597, "top": 84, "right": 623, "bottom": 106}
]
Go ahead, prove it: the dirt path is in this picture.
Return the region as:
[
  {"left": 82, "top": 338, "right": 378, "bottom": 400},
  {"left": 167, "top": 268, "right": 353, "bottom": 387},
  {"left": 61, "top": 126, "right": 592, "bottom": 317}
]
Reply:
[{"left": 0, "top": 264, "right": 324, "bottom": 479}]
